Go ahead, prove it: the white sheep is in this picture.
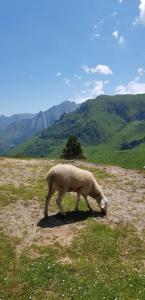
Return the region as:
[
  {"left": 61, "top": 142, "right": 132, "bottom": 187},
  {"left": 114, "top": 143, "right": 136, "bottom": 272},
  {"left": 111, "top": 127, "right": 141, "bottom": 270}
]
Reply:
[{"left": 44, "top": 164, "right": 108, "bottom": 217}]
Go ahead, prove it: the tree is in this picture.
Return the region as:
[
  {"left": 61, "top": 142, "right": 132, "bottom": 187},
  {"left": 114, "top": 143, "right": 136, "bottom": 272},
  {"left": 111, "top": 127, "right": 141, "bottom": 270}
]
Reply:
[{"left": 61, "top": 135, "right": 84, "bottom": 159}]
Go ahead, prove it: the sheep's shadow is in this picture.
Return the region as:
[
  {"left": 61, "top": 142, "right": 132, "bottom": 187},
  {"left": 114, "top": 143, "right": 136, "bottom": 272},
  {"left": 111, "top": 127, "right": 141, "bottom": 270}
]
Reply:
[{"left": 37, "top": 210, "right": 106, "bottom": 228}]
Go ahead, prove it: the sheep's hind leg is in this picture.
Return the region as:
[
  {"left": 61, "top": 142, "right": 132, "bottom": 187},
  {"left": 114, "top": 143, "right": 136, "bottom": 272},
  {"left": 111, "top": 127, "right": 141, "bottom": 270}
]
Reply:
[
  {"left": 75, "top": 193, "right": 81, "bottom": 211},
  {"left": 83, "top": 195, "right": 93, "bottom": 211},
  {"left": 44, "top": 190, "right": 54, "bottom": 218},
  {"left": 56, "top": 191, "right": 66, "bottom": 216}
]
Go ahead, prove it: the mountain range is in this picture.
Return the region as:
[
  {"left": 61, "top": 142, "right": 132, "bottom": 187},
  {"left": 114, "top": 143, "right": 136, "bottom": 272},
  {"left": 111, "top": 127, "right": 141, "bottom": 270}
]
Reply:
[
  {"left": 8, "top": 94, "right": 145, "bottom": 169},
  {"left": 0, "top": 113, "right": 36, "bottom": 130},
  {"left": 0, "top": 101, "right": 78, "bottom": 155}
]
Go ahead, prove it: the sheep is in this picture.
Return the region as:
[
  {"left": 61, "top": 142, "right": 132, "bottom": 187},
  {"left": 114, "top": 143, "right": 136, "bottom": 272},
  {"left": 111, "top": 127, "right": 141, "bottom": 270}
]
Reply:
[{"left": 44, "top": 164, "right": 108, "bottom": 217}]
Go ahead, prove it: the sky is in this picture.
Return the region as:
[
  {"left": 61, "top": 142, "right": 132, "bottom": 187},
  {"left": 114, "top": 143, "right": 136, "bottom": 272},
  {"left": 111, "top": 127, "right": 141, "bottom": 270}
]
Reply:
[{"left": 1, "top": 0, "right": 145, "bottom": 115}]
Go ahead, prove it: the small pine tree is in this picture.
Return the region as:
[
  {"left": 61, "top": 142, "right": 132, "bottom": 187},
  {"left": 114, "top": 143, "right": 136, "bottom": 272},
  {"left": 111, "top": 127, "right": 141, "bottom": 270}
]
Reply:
[{"left": 61, "top": 135, "right": 84, "bottom": 159}]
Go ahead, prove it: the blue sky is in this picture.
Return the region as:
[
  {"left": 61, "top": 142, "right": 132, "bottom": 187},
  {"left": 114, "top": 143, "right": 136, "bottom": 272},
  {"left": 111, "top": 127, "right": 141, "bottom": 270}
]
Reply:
[{"left": 0, "top": 0, "right": 145, "bottom": 115}]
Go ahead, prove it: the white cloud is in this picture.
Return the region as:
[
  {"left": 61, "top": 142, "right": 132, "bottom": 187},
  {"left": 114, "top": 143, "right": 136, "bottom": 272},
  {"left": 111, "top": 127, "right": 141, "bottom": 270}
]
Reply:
[
  {"left": 90, "top": 81, "right": 104, "bottom": 97},
  {"left": 99, "top": 19, "right": 104, "bottom": 27},
  {"left": 118, "top": 35, "right": 125, "bottom": 46},
  {"left": 64, "top": 78, "right": 71, "bottom": 87},
  {"left": 112, "top": 30, "right": 119, "bottom": 39},
  {"left": 82, "top": 64, "right": 113, "bottom": 75},
  {"left": 112, "top": 30, "right": 126, "bottom": 46},
  {"left": 74, "top": 80, "right": 109, "bottom": 103},
  {"left": 82, "top": 65, "right": 90, "bottom": 73},
  {"left": 116, "top": 79, "right": 145, "bottom": 94},
  {"left": 89, "top": 33, "right": 100, "bottom": 41},
  {"left": 84, "top": 81, "right": 92, "bottom": 88},
  {"left": 56, "top": 72, "right": 61, "bottom": 76},
  {"left": 134, "top": 0, "right": 145, "bottom": 25},
  {"left": 93, "top": 20, "right": 104, "bottom": 30},
  {"left": 94, "top": 65, "right": 113, "bottom": 75},
  {"left": 111, "top": 11, "right": 117, "bottom": 17},
  {"left": 73, "top": 74, "right": 82, "bottom": 80},
  {"left": 138, "top": 67, "right": 145, "bottom": 76}
]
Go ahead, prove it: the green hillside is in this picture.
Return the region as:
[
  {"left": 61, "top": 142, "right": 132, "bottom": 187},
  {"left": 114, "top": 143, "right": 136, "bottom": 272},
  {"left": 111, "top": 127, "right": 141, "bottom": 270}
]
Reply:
[{"left": 9, "top": 94, "right": 145, "bottom": 169}]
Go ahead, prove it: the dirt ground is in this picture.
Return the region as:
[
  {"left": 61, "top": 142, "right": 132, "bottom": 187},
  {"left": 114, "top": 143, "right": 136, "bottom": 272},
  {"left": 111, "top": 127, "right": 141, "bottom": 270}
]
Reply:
[{"left": 0, "top": 158, "right": 145, "bottom": 255}]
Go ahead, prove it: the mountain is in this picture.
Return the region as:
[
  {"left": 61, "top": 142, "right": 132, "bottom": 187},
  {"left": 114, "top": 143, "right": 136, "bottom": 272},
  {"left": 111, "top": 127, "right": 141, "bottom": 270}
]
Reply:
[
  {"left": 0, "top": 101, "right": 78, "bottom": 154},
  {"left": 0, "top": 113, "right": 35, "bottom": 130},
  {"left": 9, "top": 94, "right": 145, "bottom": 169}
]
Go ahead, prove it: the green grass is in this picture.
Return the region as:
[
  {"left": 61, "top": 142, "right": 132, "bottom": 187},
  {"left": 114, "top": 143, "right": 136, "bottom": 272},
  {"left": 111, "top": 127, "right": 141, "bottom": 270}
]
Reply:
[
  {"left": 0, "top": 179, "right": 48, "bottom": 209},
  {"left": 0, "top": 223, "right": 145, "bottom": 300},
  {"left": 84, "top": 144, "right": 145, "bottom": 169}
]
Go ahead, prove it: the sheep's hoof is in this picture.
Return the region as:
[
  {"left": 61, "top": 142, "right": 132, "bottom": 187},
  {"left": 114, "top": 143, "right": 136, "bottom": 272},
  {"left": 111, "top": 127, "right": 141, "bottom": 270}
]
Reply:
[
  {"left": 101, "top": 209, "right": 107, "bottom": 216},
  {"left": 88, "top": 208, "right": 93, "bottom": 212},
  {"left": 44, "top": 211, "right": 48, "bottom": 218},
  {"left": 60, "top": 213, "right": 67, "bottom": 219}
]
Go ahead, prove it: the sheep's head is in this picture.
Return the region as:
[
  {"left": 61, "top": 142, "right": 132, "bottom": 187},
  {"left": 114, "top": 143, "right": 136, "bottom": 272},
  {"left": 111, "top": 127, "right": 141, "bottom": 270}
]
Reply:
[{"left": 95, "top": 193, "right": 108, "bottom": 215}]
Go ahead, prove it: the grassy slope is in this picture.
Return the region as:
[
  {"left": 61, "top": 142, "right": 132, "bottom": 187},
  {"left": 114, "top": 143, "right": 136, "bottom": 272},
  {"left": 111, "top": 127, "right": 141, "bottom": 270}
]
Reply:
[
  {"left": 9, "top": 94, "right": 145, "bottom": 169},
  {"left": 84, "top": 144, "right": 145, "bottom": 169}
]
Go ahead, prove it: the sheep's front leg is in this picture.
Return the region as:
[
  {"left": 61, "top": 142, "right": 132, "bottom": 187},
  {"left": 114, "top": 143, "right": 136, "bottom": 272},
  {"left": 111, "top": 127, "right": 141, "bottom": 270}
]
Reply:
[
  {"left": 44, "top": 190, "right": 54, "bottom": 217},
  {"left": 83, "top": 195, "right": 93, "bottom": 211},
  {"left": 56, "top": 191, "right": 66, "bottom": 216},
  {"left": 75, "top": 193, "right": 81, "bottom": 211}
]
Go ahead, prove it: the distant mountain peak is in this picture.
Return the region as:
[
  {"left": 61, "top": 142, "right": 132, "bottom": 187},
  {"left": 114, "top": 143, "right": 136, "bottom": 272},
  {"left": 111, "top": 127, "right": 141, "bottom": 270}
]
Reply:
[{"left": 0, "top": 100, "right": 78, "bottom": 155}]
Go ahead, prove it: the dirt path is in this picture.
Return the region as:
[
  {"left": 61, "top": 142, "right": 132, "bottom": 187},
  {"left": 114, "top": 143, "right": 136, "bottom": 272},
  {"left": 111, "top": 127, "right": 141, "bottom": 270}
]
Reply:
[{"left": 0, "top": 158, "right": 145, "bottom": 255}]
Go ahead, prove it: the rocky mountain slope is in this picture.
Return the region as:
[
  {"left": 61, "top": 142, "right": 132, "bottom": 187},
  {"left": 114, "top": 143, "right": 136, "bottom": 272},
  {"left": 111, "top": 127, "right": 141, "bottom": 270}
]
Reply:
[
  {"left": 0, "top": 101, "right": 78, "bottom": 154},
  {"left": 0, "top": 113, "right": 35, "bottom": 130}
]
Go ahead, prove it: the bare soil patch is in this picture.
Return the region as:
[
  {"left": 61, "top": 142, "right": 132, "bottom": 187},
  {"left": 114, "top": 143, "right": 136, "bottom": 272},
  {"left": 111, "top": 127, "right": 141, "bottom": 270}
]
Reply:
[{"left": 0, "top": 199, "right": 86, "bottom": 255}]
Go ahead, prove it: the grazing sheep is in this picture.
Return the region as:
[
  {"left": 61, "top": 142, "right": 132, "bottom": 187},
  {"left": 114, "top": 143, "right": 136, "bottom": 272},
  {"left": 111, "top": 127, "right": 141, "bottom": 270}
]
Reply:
[{"left": 44, "top": 164, "right": 108, "bottom": 217}]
